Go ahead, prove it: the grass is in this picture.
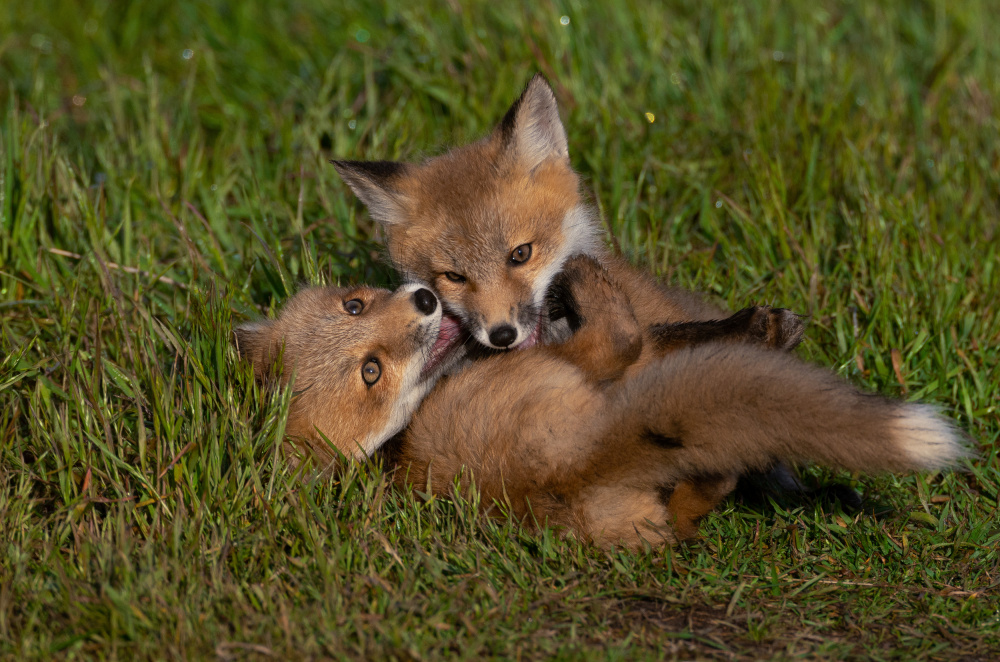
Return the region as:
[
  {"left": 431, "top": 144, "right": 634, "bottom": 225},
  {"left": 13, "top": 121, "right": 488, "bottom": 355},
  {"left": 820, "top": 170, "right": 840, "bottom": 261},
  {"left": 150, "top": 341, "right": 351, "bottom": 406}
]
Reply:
[{"left": 1, "top": 0, "right": 998, "bottom": 658}]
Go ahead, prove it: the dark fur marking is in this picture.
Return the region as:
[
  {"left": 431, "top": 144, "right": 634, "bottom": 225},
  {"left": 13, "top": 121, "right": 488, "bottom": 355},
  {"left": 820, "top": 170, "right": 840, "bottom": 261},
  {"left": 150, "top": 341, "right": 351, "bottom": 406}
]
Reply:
[
  {"left": 497, "top": 79, "right": 534, "bottom": 145},
  {"left": 497, "top": 74, "right": 552, "bottom": 147},
  {"left": 642, "top": 429, "right": 684, "bottom": 449},
  {"left": 330, "top": 160, "right": 407, "bottom": 187},
  {"left": 291, "top": 383, "right": 314, "bottom": 397},
  {"left": 497, "top": 93, "right": 523, "bottom": 145},
  {"left": 657, "top": 484, "right": 676, "bottom": 506},
  {"left": 545, "top": 275, "right": 583, "bottom": 332},
  {"left": 546, "top": 490, "right": 569, "bottom": 506},
  {"left": 650, "top": 306, "right": 804, "bottom": 353},
  {"left": 649, "top": 309, "right": 755, "bottom": 351}
]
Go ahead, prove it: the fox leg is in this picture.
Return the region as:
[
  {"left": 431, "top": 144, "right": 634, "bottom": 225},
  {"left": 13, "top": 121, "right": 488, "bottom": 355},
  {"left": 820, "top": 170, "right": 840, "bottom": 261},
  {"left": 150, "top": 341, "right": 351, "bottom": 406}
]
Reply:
[
  {"left": 645, "top": 307, "right": 806, "bottom": 522},
  {"left": 574, "top": 483, "right": 677, "bottom": 549},
  {"left": 545, "top": 255, "right": 642, "bottom": 383},
  {"left": 649, "top": 305, "right": 805, "bottom": 355},
  {"left": 566, "top": 474, "right": 737, "bottom": 549},
  {"left": 661, "top": 474, "right": 740, "bottom": 541},
  {"left": 548, "top": 259, "right": 806, "bottom": 381}
]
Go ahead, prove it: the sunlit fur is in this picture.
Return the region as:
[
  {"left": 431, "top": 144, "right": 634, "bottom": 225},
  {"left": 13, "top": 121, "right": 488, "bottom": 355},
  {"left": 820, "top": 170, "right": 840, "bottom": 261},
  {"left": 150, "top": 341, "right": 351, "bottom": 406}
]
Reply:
[
  {"left": 238, "top": 257, "right": 966, "bottom": 550},
  {"left": 333, "top": 75, "right": 605, "bottom": 349},
  {"left": 235, "top": 283, "right": 447, "bottom": 465},
  {"left": 331, "top": 75, "right": 758, "bottom": 354}
]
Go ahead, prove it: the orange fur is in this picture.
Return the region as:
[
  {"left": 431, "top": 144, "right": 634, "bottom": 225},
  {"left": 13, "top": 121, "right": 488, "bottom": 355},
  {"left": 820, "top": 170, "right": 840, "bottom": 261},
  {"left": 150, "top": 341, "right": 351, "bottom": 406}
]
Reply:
[
  {"left": 252, "top": 76, "right": 966, "bottom": 548},
  {"left": 333, "top": 76, "right": 737, "bottom": 358},
  {"left": 237, "top": 257, "right": 965, "bottom": 550}
]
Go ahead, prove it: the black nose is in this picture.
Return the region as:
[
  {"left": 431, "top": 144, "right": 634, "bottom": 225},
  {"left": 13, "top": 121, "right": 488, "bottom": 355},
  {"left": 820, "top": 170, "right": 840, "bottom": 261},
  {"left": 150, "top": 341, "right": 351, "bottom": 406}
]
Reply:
[
  {"left": 488, "top": 324, "right": 517, "bottom": 347},
  {"left": 412, "top": 288, "right": 437, "bottom": 315}
]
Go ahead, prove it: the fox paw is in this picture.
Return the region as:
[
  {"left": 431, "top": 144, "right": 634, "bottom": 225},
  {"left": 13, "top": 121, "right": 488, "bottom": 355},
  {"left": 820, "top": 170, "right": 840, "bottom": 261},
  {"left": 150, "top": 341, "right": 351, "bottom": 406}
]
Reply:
[
  {"left": 746, "top": 306, "right": 805, "bottom": 351},
  {"left": 547, "top": 255, "right": 635, "bottom": 332},
  {"left": 546, "top": 255, "right": 642, "bottom": 381}
]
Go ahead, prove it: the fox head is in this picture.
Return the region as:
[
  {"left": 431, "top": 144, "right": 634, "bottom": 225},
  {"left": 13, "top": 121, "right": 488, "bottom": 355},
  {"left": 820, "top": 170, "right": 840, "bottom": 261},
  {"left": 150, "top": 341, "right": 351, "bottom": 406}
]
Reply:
[
  {"left": 235, "top": 284, "right": 464, "bottom": 465},
  {"left": 333, "top": 74, "right": 601, "bottom": 350}
]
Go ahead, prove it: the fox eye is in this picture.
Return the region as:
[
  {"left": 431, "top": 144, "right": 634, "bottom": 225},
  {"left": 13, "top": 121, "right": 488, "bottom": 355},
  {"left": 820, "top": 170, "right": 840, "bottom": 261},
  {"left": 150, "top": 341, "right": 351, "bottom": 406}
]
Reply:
[
  {"left": 344, "top": 299, "right": 364, "bottom": 315},
  {"left": 361, "top": 358, "right": 381, "bottom": 386},
  {"left": 510, "top": 243, "right": 532, "bottom": 264},
  {"left": 443, "top": 271, "right": 467, "bottom": 284}
]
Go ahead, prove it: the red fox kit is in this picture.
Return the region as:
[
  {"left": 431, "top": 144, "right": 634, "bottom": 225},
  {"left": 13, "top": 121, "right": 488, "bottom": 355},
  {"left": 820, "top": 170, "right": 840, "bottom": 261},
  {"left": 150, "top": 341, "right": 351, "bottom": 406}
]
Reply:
[
  {"left": 333, "top": 74, "right": 723, "bottom": 351},
  {"left": 236, "top": 256, "right": 964, "bottom": 549}
]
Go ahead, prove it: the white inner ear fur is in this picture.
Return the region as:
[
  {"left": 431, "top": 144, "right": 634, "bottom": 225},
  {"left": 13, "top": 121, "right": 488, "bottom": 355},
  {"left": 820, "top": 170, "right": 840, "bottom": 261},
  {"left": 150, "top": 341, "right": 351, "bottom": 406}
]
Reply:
[
  {"left": 352, "top": 181, "right": 408, "bottom": 226},
  {"left": 515, "top": 81, "right": 569, "bottom": 170}
]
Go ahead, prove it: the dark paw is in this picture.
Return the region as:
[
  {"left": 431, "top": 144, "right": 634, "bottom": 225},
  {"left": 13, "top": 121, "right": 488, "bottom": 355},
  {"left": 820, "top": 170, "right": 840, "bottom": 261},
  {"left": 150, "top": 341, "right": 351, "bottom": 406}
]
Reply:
[
  {"left": 747, "top": 306, "right": 805, "bottom": 351},
  {"left": 650, "top": 305, "right": 806, "bottom": 354},
  {"left": 547, "top": 255, "right": 630, "bottom": 332}
]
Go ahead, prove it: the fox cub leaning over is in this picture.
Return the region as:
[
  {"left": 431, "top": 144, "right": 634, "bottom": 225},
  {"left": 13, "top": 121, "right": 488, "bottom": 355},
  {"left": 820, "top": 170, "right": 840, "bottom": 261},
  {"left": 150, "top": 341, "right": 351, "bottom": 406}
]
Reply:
[
  {"left": 333, "top": 74, "right": 724, "bottom": 355},
  {"left": 236, "top": 256, "right": 964, "bottom": 549}
]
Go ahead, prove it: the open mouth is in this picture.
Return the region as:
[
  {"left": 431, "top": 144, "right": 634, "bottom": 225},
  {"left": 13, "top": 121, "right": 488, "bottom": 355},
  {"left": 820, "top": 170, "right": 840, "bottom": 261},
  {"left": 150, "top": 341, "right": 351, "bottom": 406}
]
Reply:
[
  {"left": 507, "top": 309, "right": 546, "bottom": 350},
  {"left": 515, "top": 317, "right": 543, "bottom": 350},
  {"left": 420, "top": 314, "right": 466, "bottom": 379}
]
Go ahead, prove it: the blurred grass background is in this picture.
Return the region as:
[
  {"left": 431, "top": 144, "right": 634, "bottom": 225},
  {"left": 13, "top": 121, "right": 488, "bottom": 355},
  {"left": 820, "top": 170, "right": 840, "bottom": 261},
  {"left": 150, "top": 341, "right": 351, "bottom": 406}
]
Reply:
[{"left": 1, "top": 0, "right": 998, "bottom": 658}]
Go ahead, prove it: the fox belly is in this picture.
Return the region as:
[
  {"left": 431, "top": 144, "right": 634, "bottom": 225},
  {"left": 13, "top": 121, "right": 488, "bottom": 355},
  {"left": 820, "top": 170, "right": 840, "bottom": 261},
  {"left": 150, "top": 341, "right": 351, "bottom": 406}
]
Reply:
[
  {"left": 397, "top": 351, "right": 606, "bottom": 503},
  {"left": 394, "top": 351, "right": 737, "bottom": 549},
  {"left": 393, "top": 338, "right": 964, "bottom": 551}
]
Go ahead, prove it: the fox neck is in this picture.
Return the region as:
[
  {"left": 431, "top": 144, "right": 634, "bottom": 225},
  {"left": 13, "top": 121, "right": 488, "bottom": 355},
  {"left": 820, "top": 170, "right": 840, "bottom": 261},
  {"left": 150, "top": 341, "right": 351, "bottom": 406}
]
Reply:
[{"left": 361, "top": 365, "right": 436, "bottom": 456}]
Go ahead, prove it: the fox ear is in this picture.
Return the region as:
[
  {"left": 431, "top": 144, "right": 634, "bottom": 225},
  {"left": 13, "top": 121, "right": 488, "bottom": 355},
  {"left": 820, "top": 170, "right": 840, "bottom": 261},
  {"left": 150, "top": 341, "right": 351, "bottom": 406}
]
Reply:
[
  {"left": 497, "top": 74, "right": 569, "bottom": 170},
  {"left": 330, "top": 160, "right": 410, "bottom": 226},
  {"left": 234, "top": 320, "right": 281, "bottom": 380}
]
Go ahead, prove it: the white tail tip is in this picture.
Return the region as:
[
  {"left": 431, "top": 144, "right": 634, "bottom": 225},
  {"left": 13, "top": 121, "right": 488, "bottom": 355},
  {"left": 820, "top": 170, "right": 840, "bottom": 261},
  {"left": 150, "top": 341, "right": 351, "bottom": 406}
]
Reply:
[{"left": 893, "top": 405, "right": 967, "bottom": 470}]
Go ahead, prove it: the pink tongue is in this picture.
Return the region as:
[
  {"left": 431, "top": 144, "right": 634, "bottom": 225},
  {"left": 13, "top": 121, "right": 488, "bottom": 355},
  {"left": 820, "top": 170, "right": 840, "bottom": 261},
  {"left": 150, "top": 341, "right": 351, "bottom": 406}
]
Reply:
[
  {"left": 433, "top": 315, "right": 462, "bottom": 353},
  {"left": 518, "top": 324, "right": 540, "bottom": 349},
  {"left": 422, "top": 314, "right": 464, "bottom": 377},
  {"left": 516, "top": 318, "right": 543, "bottom": 350}
]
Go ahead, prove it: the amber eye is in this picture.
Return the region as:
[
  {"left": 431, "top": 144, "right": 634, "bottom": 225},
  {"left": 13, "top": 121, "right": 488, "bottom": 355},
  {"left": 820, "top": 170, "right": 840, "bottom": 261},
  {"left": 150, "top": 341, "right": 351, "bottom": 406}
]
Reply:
[
  {"left": 361, "top": 358, "right": 381, "bottom": 386},
  {"left": 510, "top": 243, "right": 532, "bottom": 264},
  {"left": 344, "top": 299, "right": 364, "bottom": 315},
  {"left": 443, "top": 271, "right": 467, "bottom": 284}
]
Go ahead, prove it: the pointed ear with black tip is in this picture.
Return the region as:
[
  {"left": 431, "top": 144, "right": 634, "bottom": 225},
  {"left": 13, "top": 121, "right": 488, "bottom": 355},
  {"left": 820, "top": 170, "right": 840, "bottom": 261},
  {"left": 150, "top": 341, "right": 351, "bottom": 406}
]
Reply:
[
  {"left": 233, "top": 320, "right": 281, "bottom": 380},
  {"left": 330, "top": 160, "right": 411, "bottom": 226},
  {"left": 496, "top": 73, "right": 569, "bottom": 171}
]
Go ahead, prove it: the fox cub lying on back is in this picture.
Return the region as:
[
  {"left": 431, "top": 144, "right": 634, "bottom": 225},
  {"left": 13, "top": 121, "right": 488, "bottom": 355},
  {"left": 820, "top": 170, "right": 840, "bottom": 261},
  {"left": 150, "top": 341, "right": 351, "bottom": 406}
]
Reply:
[{"left": 236, "top": 256, "right": 964, "bottom": 549}]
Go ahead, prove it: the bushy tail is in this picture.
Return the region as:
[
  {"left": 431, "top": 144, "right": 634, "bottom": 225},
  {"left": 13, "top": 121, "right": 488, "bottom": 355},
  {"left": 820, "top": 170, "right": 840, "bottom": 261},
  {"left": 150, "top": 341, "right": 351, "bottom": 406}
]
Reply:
[{"left": 612, "top": 343, "right": 967, "bottom": 478}]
